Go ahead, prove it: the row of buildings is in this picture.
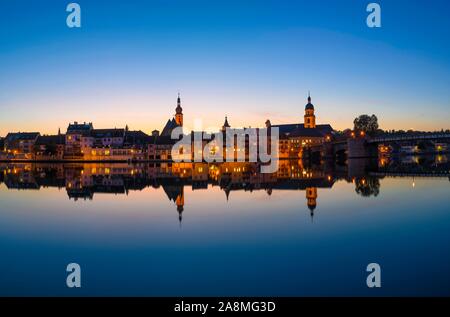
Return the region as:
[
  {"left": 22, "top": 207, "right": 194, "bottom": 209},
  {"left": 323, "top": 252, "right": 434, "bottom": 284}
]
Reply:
[{"left": 0, "top": 94, "right": 335, "bottom": 161}]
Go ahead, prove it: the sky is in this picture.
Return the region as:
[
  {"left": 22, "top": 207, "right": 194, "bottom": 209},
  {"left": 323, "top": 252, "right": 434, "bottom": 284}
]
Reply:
[{"left": 0, "top": 0, "right": 449, "bottom": 135}]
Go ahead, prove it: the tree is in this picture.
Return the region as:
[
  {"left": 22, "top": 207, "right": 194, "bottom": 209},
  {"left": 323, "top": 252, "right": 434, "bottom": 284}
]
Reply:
[
  {"left": 355, "top": 177, "right": 380, "bottom": 197},
  {"left": 353, "top": 114, "right": 379, "bottom": 136}
]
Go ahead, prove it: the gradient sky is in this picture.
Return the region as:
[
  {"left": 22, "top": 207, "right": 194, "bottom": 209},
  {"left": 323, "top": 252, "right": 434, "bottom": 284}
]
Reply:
[{"left": 0, "top": 0, "right": 449, "bottom": 135}]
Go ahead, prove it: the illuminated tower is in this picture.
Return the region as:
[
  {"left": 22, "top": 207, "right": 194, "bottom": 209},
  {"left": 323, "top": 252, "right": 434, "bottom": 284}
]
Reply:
[
  {"left": 306, "top": 187, "right": 317, "bottom": 219},
  {"left": 304, "top": 92, "right": 316, "bottom": 128},
  {"left": 175, "top": 93, "right": 183, "bottom": 126}
]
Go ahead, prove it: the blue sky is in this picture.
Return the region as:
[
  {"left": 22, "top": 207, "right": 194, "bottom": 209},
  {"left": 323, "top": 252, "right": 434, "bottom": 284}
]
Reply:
[{"left": 0, "top": 0, "right": 449, "bottom": 134}]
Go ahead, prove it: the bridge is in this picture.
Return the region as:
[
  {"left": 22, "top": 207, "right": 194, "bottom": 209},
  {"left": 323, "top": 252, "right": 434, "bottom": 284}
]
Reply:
[
  {"left": 326, "top": 132, "right": 450, "bottom": 159},
  {"left": 367, "top": 133, "right": 450, "bottom": 144},
  {"left": 307, "top": 133, "right": 450, "bottom": 160}
]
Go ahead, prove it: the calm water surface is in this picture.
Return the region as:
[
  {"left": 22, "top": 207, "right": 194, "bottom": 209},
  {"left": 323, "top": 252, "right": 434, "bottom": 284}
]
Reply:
[{"left": 1, "top": 157, "right": 449, "bottom": 296}]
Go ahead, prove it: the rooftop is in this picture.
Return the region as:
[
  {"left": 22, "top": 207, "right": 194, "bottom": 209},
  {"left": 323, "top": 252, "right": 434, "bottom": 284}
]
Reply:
[
  {"left": 67, "top": 122, "right": 94, "bottom": 133},
  {"left": 124, "top": 130, "right": 154, "bottom": 145},
  {"left": 161, "top": 118, "right": 181, "bottom": 137},
  {"left": 272, "top": 123, "right": 333, "bottom": 136},
  {"left": 5, "top": 132, "right": 40, "bottom": 141},
  {"left": 91, "top": 128, "right": 125, "bottom": 138},
  {"left": 35, "top": 134, "right": 66, "bottom": 145}
]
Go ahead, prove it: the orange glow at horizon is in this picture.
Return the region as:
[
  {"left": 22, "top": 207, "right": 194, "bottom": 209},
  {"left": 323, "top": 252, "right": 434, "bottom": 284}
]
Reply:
[{"left": 0, "top": 95, "right": 448, "bottom": 136}]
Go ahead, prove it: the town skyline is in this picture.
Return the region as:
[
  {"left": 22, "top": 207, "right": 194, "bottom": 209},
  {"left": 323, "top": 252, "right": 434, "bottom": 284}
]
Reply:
[{"left": 2, "top": 92, "right": 448, "bottom": 165}]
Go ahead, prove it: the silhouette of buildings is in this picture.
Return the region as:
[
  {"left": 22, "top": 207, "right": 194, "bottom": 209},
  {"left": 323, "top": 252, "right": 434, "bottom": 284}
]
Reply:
[
  {"left": 161, "top": 93, "right": 183, "bottom": 136},
  {"left": 268, "top": 94, "right": 334, "bottom": 158},
  {"left": 0, "top": 93, "right": 338, "bottom": 162},
  {"left": 4, "top": 132, "right": 40, "bottom": 159},
  {"left": 2, "top": 92, "right": 450, "bottom": 163},
  {"left": 35, "top": 134, "right": 65, "bottom": 160}
]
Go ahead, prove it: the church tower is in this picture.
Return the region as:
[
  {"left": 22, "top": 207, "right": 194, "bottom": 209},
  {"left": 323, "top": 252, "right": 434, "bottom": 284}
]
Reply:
[
  {"left": 304, "top": 92, "right": 316, "bottom": 128},
  {"left": 221, "top": 116, "right": 230, "bottom": 132},
  {"left": 175, "top": 93, "right": 183, "bottom": 126}
]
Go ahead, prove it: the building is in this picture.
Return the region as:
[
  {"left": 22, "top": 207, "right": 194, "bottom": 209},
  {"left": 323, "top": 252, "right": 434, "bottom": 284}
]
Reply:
[
  {"left": 4, "top": 132, "right": 40, "bottom": 158},
  {"left": 175, "top": 93, "right": 183, "bottom": 126},
  {"left": 210, "top": 94, "right": 334, "bottom": 162},
  {"left": 1, "top": 92, "right": 336, "bottom": 162},
  {"left": 81, "top": 128, "right": 125, "bottom": 150},
  {"left": 270, "top": 94, "right": 334, "bottom": 158},
  {"left": 304, "top": 94, "right": 316, "bottom": 128},
  {"left": 217, "top": 116, "right": 254, "bottom": 161},
  {"left": 152, "top": 136, "right": 178, "bottom": 160},
  {"left": 123, "top": 129, "right": 153, "bottom": 161},
  {"left": 82, "top": 129, "right": 152, "bottom": 161},
  {"left": 124, "top": 129, "right": 152, "bottom": 148},
  {"left": 34, "top": 134, "right": 66, "bottom": 160},
  {"left": 150, "top": 94, "right": 187, "bottom": 160},
  {"left": 161, "top": 94, "right": 183, "bottom": 137},
  {"left": 65, "top": 122, "right": 93, "bottom": 158},
  {"left": 221, "top": 116, "right": 230, "bottom": 132},
  {"left": 278, "top": 133, "right": 290, "bottom": 159},
  {"left": 0, "top": 137, "right": 6, "bottom": 160}
]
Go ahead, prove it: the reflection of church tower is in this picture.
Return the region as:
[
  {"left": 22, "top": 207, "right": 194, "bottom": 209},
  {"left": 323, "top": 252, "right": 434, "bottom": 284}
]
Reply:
[
  {"left": 175, "top": 93, "right": 183, "bottom": 126},
  {"left": 304, "top": 92, "right": 316, "bottom": 129},
  {"left": 175, "top": 186, "right": 184, "bottom": 225},
  {"left": 224, "top": 185, "right": 231, "bottom": 201},
  {"left": 306, "top": 187, "right": 317, "bottom": 219}
]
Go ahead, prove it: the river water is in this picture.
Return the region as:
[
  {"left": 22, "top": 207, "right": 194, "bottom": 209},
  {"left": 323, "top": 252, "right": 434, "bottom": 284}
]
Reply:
[{"left": 0, "top": 156, "right": 449, "bottom": 296}]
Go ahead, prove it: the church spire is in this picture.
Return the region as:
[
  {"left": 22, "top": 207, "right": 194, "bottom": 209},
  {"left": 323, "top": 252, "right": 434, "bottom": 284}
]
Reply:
[
  {"left": 222, "top": 115, "right": 230, "bottom": 132},
  {"left": 304, "top": 91, "right": 316, "bottom": 128},
  {"left": 176, "top": 93, "right": 182, "bottom": 114},
  {"left": 175, "top": 93, "right": 183, "bottom": 126}
]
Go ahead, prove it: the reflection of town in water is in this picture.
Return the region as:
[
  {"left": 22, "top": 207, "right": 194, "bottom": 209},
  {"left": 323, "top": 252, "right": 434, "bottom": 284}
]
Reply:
[{"left": 1, "top": 155, "right": 449, "bottom": 224}]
